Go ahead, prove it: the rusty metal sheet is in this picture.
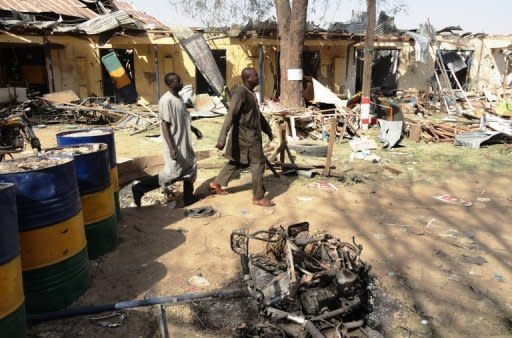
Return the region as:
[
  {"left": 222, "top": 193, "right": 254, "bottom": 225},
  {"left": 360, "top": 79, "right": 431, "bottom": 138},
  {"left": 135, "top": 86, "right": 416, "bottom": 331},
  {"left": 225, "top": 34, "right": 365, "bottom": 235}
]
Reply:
[
  {"left": 113, "top": 1, "right": 168, "bottom": 29},
  {"left": 179, "top": 33, "right": 226, "bottom": 96},
  {"left": 0, "top": 0, "right": 97, "bottom": 19}
]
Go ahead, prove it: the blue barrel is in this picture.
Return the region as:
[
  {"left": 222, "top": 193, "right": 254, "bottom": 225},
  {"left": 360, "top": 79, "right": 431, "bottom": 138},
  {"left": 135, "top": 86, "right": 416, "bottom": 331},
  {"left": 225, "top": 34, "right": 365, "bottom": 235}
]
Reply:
[
  {"left": 56, "top": 128, "right": 120, "bottom": 219},
  {"left": 0, "top": 155, "right": 91, "bottom": 314},
  {"left": 0, "top": 183, "right": 27, "bottom": 338},
  {"left": 43, "top": 144, "right": 118, "bottom": 259}
]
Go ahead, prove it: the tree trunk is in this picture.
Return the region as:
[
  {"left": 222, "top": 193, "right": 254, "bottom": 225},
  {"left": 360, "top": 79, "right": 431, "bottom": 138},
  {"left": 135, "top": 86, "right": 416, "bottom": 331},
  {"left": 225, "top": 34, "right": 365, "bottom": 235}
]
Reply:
[{"left": 276, "top": 0, "right": 308, "bottom": 109}]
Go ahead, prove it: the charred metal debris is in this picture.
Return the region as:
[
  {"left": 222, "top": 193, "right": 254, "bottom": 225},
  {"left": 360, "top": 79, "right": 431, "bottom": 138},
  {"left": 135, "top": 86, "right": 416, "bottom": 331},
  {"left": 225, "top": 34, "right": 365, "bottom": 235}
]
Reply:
[{"left": 231, "top": 222, "right": 380, "bottom": 338}]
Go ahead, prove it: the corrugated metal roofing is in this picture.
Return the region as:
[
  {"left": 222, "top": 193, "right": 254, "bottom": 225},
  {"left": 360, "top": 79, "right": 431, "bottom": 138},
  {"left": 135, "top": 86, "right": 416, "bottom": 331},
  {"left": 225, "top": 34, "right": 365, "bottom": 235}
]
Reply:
[
  {"left": 114, "top": 0, "right": 168, "bottom": 29},
  {"left": 0, "top": 0, "right": 98, "bottom": 19}
]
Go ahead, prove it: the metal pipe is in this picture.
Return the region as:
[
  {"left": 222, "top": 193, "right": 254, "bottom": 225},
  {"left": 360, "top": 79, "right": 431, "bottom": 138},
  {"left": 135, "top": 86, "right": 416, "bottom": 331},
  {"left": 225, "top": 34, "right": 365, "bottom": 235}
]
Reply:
[
  {"left": 158, "top": 305, "right": 169, "bottom": 338},
  {"left": 266, "top": 307, "right": 325, "bottom": 338},
  {"left": 28, "top": 288, "right": 249, "bottom": 323}
]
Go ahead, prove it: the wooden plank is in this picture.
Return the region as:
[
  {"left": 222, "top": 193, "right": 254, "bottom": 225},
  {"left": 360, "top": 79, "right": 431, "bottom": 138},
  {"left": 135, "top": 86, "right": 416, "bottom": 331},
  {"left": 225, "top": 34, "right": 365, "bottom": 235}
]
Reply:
[
  {"left": 408, "top": 124, "right": 422, "bottom": 142},
  {"left": 323, "top": 117, "right": 337, "bottom": 176},
  {"left": 42, "top": 90, "right": 80, "bottom": 104},
  {"left": 278, "top": 163, "right": 335, "bottom": 170}
]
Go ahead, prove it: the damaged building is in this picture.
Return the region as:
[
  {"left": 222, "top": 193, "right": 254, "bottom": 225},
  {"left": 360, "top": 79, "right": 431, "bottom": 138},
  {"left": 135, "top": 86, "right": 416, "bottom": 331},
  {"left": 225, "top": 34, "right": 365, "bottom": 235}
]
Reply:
[
  {"left": 1, "top": 3, "right": 511, "bottom": 107},
  {"left": 0, "top": 0, "right": 191, "bottom": 104}
]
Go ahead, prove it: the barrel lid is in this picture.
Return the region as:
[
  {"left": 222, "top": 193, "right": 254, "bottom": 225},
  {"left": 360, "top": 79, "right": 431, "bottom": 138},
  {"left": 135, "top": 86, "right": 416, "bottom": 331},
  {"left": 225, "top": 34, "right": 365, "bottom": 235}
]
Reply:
[
  {"left": 58, "top": 128, "right": 113, "bottom": 138},
  {"left": 41, "top": 143, "right": 107, "bottom": 157},
  {"left": 0, "top": 155, "right": 73, "bottom": 174}
]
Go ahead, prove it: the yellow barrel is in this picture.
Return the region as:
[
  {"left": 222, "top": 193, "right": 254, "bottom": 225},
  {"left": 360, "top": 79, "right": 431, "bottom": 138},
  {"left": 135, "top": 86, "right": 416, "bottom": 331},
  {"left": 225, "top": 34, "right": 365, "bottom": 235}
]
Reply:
[
  {"left": 43, "top": 144, "right": 118, "bottom": 259},
  {"left": 0, "top": 183, "right": 27, "bottom": 337},
  {"left": 0, "top": 156, "right": 91, "bottom": 314},
  {"left": 56, "top": 128, "right": 121, "bottom": 219}
]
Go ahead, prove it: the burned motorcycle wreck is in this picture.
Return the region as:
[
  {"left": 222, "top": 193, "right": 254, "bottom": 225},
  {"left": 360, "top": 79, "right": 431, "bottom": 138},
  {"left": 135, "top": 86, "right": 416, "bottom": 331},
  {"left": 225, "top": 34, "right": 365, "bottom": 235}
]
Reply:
[
  {"left": 0, "top": 102, "right": 41, "bottom": 161},
  {"left": 231, "top": 222, "right": 379, "bottom": 338}
]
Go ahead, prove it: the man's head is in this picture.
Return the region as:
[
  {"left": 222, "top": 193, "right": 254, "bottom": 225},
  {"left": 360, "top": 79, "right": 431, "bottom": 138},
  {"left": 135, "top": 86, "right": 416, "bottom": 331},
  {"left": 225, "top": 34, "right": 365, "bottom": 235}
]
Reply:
[
  {"left": 241, "top": 67, "right": 258, "bottom": 90},
  {"left": 164, "top": 72, "right": 183, "bottom": 94}
]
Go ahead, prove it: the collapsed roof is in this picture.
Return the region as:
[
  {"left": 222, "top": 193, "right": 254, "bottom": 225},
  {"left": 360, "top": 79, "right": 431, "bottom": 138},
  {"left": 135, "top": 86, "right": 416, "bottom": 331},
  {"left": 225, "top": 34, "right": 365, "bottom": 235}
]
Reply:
[{"left": 0, "top": 0, "right": 168, "bottom": 35}]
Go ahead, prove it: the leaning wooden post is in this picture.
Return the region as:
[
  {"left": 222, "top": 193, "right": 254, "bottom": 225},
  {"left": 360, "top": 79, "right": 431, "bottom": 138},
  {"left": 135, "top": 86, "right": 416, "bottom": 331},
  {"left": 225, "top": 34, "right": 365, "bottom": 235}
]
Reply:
[
  {"left": 279, "top": 121, "right": 287, "bottom": 163},
  {"left": 324, "top": 115, "right": 338, "bottom": 176}
]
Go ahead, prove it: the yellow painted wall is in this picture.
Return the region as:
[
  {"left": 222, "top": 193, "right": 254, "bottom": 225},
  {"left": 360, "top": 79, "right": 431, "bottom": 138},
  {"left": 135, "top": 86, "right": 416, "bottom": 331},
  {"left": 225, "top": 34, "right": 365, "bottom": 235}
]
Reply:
[
  {"left": 304, "top": 42, "right": 350, "bottom": 93},
  {"left": 206, "top": 36, "right": 352, "bottom": 99},
  {"left": 47, "top": 36, "right": 102, "bottom": 97},
  {"left": 7, "top": 31, "right": 511, "bottom": 103}
]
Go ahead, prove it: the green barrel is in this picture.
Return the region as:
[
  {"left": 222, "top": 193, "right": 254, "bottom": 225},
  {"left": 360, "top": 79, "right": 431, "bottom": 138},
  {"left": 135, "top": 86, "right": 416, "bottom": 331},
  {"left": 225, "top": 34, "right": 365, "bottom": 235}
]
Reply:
[
  {"left": 0, "top": 156, "right": 91, "bottom": 314},
  {"left": 56, "top": 128, "right": 121, "bottom": 219},
  {"left": 43, "top": 144, "right": 118, "bottom": 259},
  {"left": 0, "top": 183, "right": 27, "bottom": 338}
]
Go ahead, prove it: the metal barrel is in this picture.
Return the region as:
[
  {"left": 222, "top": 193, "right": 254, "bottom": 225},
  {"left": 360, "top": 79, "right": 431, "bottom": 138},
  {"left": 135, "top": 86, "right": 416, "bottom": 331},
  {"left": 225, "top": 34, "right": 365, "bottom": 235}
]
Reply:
[
  {"left": 0, "top": 156, "right": 91, "bottom": 314},
  {"left": 0, "top": 183, "right": 27, "bottom": 338},
  {"left": 43, "top": 144, "right": 118, "bottom": 259},
  {"left": 56, "top": 128, "right": 121, "bottom": 219}
]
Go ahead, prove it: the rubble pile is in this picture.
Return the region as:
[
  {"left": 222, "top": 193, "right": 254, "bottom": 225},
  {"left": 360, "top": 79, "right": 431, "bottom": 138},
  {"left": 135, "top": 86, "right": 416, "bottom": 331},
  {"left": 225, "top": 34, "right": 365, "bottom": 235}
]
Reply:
[
  {"left": 0, "top": 155, "right": 71, "bottom": 172},
  {"left": 41, "top": 144, "right": 104, "bottom": 157},
  {"left": 231, "top": 222, "right": 378, "bottom": 338},
  {"left": 406, "top": 117, "right": 481, "bottom": 143}
]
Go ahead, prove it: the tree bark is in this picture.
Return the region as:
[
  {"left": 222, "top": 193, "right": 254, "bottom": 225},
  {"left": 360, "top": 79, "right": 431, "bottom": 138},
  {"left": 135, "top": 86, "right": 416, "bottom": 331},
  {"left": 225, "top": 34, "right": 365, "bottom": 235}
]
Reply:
[
  {"left": 361, "top": 0, "right": 376, "bottom": 130},
  {"left": 276, "top": 0, "right": 308, "bottom": 108}
]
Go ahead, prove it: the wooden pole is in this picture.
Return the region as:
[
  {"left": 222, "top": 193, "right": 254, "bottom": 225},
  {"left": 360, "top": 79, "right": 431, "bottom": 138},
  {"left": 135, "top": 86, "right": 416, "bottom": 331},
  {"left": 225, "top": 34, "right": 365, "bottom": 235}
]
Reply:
[
  {"left": 324, "top": 116, "right": 337, "bottom": 176},
  {"left": 279, "top": 121, "right": 287, "bottom": 163},
  {"left": 43, "top": 36, "right": 55, "bottom": 93},
  {"left": 360, "top": 0, "right": 376, "bottom": 130}
]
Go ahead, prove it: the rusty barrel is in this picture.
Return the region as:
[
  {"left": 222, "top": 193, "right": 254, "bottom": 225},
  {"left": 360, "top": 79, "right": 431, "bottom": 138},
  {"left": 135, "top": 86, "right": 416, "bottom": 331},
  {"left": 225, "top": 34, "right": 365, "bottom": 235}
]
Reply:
[
  {"left": 56, "top": 128, "right": 120, "bottom": 219},
  {"left": 0, "top": 183, "right": 27, "bottom": 337},
  {"left": 0, "top": 156, "right": 90, "bottom": 314},
  {"left": 43, "top": 144, "right": 118, "bottom": 259}
]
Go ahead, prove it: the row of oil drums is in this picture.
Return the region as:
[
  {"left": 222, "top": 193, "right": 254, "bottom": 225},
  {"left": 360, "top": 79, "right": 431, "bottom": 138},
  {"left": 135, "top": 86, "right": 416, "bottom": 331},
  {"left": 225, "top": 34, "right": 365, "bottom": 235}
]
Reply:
[{"left": 0, "top": 128, "right": 120, "bottom": 337}]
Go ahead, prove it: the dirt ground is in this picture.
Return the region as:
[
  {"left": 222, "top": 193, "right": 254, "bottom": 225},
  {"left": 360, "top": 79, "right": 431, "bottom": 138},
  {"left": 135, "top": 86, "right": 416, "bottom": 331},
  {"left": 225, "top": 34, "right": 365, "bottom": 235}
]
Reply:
[{"left": 23, "top": 118, "right": 512, "bottom": 338}]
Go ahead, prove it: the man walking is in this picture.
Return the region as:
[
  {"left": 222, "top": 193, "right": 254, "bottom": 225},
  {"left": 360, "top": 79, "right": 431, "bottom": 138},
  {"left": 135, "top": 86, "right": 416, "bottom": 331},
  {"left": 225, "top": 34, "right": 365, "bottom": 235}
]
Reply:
[
  {"left": 132, "top": 72, "right": 202, "bottom": 207},
  {"left": 209, "top": 67, "right": 275, "bottom": 207}
]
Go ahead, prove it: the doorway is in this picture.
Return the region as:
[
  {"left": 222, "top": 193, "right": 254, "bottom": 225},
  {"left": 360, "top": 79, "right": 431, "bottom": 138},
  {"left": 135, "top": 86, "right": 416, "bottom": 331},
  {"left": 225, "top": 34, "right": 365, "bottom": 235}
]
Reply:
[
  {"left": 100, "top": 48, "right": 136, "bottom": 102},
  {"left": 356, "top": 49, "right": 400, "bottom": 94},
  {"left": 437, "top": 50, "right": 473, "bottom": 90}
]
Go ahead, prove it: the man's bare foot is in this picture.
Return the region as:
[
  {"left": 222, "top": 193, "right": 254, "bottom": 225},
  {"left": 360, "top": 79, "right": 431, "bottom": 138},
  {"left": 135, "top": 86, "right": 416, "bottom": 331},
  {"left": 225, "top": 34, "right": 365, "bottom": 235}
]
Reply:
[
  {"left": 209, "top": 182, "right": 228, "bottom": 195},
  {"left": 252, "top": 197, "right": 275, "bottom": 207}
]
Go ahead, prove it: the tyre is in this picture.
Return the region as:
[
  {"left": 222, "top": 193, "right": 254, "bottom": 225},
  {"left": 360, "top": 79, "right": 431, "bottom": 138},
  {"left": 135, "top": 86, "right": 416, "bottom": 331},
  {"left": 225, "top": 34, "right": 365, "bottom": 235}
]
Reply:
[{"left": 288, "top": 142, "right": 328, "bottom": 157}]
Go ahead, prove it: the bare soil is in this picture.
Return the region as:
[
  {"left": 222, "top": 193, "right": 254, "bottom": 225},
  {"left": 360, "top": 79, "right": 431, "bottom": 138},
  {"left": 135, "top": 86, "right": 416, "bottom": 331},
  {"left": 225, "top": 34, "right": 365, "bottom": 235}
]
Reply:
[{"left": 25, "top": 120, "right": 512, "bottom": 338}]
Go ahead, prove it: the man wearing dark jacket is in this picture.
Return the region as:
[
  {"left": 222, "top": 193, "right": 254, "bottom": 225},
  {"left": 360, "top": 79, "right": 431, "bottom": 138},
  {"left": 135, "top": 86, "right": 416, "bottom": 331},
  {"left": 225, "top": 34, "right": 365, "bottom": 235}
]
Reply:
[{"left": 209, "top": 67, "right": 275, "bottom": 207}]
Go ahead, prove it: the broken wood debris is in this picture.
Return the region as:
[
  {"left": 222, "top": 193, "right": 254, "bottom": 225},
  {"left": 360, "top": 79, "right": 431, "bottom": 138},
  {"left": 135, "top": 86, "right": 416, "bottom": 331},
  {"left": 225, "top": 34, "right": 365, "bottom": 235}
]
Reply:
[{"left": 406, "top": 118, "right": 481, "bottom": 143}]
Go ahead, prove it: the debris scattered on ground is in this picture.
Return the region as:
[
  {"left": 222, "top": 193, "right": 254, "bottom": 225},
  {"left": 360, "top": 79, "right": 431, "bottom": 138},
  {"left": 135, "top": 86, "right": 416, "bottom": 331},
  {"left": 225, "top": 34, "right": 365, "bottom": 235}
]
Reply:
[
  {"left": 493, "top": 273, "right": 505, "bottom": 282},
  {"left": 188, "top": 275, "right": 210, "bottom": 288},
  {"left": 433, "top": 194, "right": 472, "bottom": 207},
  {"left": 89, "top": 312, "right": 126, "bottom": 329},
  {"left": 184, "top": 206, "right": 215, "bottom": 218},
  {"left": 349, "top": 137, "right": 377, "bottom": 152},
  {"left": 406, "top": 117, "right": 481, "bottom": 143},
  {"left": 0, "top": 155, "right": 71, "bottom": 172},
  {"left": 308, "top": 182, "right": 338, "bottom": 192},
  {"left": 461, "top": 254, "right": 488, "bottom": 266}
]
